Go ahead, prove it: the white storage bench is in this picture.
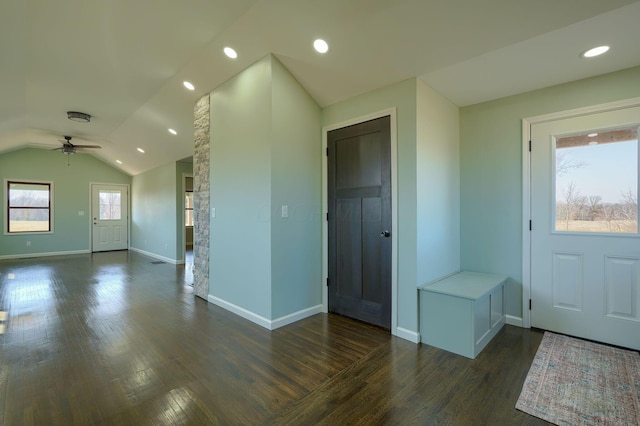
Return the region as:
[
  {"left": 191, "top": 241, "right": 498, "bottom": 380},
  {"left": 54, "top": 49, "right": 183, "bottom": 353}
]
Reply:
[{"left": 419, "top": 271, "right": 507, "bottom": 359}]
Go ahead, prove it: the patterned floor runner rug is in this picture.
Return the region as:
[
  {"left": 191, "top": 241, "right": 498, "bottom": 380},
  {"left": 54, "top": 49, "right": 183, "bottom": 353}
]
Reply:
[{"left": 516, "top": 332, "right": 640, "bottom": 425}]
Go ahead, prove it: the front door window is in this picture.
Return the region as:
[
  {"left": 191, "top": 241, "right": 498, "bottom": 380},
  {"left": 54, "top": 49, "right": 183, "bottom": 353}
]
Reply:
[{"left": 554, "top": 127, "right": 638, "bottom": 234}]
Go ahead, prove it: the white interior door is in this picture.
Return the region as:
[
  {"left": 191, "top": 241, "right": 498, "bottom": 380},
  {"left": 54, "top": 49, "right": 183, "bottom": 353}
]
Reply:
[
  {"left": 530, "top": 106, "right": 640, "bottom": 350},
  {"left": 91, "top": 184, "right": 128, "bottom": 252}
]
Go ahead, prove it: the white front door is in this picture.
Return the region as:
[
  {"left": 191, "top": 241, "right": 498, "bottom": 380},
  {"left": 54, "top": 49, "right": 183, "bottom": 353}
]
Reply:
[
  {"left": 530, "top": 106, "right": 640, "bottom": 350},
  {"left": 91, "top": 184, "right": 128, "bottom": 252}
]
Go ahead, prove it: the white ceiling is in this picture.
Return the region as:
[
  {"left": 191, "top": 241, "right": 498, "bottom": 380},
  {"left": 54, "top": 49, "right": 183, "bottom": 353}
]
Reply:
[{"left": 2, "top": 0, "right": 640, "bottom": 175}]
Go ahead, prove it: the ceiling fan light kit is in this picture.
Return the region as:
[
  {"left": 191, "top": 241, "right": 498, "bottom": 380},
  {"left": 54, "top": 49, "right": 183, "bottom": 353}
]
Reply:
[
  {"left": 56, "top": 135, "right": 102, "bottom": 162},
  {"left": 67, "top": 111, "right": 91, "bottom": 123}
]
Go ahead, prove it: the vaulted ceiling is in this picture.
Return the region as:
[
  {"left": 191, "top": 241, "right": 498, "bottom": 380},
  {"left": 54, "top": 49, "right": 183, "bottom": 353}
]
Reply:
[{"left": 2, "top": 0, "right": 640, "bottom": 175}]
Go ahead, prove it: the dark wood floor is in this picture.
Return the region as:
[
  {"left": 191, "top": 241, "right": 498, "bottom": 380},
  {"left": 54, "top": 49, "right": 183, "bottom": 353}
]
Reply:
[{"left": 0, "top": 251, "right": 549, "bottom": 425}]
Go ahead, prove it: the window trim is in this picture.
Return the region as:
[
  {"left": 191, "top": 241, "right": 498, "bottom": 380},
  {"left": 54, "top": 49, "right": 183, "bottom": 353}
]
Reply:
[{"left": 4, "top": 179, "right": 54, "bottom": 235}]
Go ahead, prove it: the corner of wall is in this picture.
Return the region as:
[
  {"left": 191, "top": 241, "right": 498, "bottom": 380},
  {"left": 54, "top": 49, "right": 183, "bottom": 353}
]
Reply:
[{"left": 415, "top": 79, "right": 461, "bottom": 285}]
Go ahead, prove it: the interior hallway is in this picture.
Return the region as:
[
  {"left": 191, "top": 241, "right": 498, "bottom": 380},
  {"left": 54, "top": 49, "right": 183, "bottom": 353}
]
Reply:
[{"left": 0, "top": 251, "right": 548, "bottom": 425}]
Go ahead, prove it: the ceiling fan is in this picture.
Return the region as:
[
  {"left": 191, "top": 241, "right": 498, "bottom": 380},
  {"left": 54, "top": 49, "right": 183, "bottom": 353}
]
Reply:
[
  {"left": 54, "top": 135, "right": 102, "bottom": 155},
  {"left": 52, "top": 135, "right": 102, "bottom": 166}
]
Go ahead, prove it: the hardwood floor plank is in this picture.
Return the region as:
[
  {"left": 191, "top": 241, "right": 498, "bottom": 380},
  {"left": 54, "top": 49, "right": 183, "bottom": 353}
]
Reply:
[{"left": 0, "top": 252, "right": 549, "bottom": 425}]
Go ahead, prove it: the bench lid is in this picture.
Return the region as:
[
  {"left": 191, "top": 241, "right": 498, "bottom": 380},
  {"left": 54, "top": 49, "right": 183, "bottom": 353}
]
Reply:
[{"left": 420, "top": 271, "right": 507, "bottom": 299}]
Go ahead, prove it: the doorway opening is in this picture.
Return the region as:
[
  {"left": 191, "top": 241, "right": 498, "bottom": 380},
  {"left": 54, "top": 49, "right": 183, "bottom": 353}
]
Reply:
[{"left": 90, "top": 183, "right": 129, "bottom": 252}]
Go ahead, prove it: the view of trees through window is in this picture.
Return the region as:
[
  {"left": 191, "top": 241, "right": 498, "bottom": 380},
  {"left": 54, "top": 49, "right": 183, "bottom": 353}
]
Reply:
[
  {"left": 8, "top": 181, "right": 51, "bottom": 232},
  {"left": 99, "top": 191, "right": 121, "bottom": 220},
  {"left": 555, "top": 127, "right": 638, "bottom": 233}
]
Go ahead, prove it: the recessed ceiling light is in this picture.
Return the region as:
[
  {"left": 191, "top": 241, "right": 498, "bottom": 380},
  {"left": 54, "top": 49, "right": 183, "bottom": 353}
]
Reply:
[
  {"left": 116, "top": 160, "right": 123, "bottom": 164},
  {"left": 168, "top": 128, "right": 177, "bottom": 135},
  {"left": 313, "top": 39, "right": 329, "bottom": 54},
  {"left": 581, "top": 45, "right": 610, "bottom": 58},
  {"left": 588, "top": 141, "right": 598, "bottom": 146},
  {"left": 223, "top": 47, "right": 238, "bottom": 59},
  {"left": 588, "top": 133, "right": 598, "bottom": 137},
  {"left": 137, "top": 148, "right": 145, "bottom": 153},
  {"left": 183, "top": 81, "right": 195, "bottom": 91}
]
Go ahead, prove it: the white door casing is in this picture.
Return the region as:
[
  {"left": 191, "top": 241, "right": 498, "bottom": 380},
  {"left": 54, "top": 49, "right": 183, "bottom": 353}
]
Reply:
[
  {"left": 529, "top": 105, "right": 640, "bottom": 350},
  {"left": 322, "top": 108, "right": 406, "bottom": 340},
  {"left": 91, "top": 184, "right": 129, "bottom": 252}
]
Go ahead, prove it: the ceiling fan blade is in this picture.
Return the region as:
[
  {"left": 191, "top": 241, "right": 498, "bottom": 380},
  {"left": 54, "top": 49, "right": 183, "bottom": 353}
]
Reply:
[{"left": 72, "top": 144, "right": 102, "bottom": 149}]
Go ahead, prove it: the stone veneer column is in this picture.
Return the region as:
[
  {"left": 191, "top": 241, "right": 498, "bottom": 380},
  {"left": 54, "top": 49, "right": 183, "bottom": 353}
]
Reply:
[{"left": 193, "top": 94, "right": 210, "bottom": 299}]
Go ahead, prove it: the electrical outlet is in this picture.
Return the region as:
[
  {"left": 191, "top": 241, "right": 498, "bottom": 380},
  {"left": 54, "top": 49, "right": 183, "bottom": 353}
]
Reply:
[{"left": 26, "top": 241, "right": 31, "bottom": 247}]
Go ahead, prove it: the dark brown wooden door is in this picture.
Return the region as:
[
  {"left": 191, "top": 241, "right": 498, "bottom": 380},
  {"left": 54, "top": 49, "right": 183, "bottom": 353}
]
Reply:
[{"left": 328, "top": 116, "right": 391, "bottom": 329}]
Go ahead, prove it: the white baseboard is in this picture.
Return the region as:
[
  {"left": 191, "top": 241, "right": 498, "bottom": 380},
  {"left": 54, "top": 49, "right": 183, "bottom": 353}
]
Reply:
[
  {"left": 208, "top": 295, "right": 271, "bottom": 328},
  {"left": 207, "top": 295, "right": 323, "bottom": 331},
  {"left": 395, "top": 326, "right": 420, "bottom": 343},
  {"left": 0, "top": 249, "right": 90, "bottom": 260},
  {"left": 506, "top": 315, "right": 523, "bottom": 327},
  {"left": 271, "top": 304, "right": 324, "bottom": 330},
  {"left": 129, "top": 247, "right": 182, "bottom": 265}
]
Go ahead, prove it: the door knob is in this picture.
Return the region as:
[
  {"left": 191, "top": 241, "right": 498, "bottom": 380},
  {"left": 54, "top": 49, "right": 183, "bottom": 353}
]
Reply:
[{"left": 380, "top": 230, "right": 390, "bottom": 237}]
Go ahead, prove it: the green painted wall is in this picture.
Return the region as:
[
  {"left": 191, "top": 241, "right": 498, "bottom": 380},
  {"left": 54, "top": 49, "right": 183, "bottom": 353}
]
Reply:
[
  {"left": 322, "top": 78, "right": 461, "bottom": 337},
  {"left": 322, "top": 78, "right": 420, "bottom": 335},
  {"left": 209, "top": 55, "right": 322, "bottom": 321},
  {"left": 0, "top": 148, "right": 130, "bottom": 257},
  {"left": 131, "top": 161, "right": 179, "bottom": 261},
  {"left": 271, "top": 57, "right": 322, "bottom": 318},
  {"left": 210, "top": 55, "right": 274, "bottom": 319},
  {"left": 416, "top": 80, "right": 460, "bottom": 285},
  {"left": 460, "top": 65, "right": 640, "bottom": 319}
]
